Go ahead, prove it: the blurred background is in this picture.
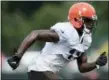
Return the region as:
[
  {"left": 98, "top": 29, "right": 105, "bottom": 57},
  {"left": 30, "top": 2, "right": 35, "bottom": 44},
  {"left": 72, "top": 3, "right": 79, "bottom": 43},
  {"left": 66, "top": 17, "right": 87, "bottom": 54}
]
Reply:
[{"left": 1, "top": 1, "right": 108, "bottom": 80}]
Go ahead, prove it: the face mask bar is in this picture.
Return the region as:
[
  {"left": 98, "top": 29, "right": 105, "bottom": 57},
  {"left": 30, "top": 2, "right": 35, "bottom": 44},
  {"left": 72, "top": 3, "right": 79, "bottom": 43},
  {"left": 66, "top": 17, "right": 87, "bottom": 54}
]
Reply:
[{"left": 81, "top": 15, "right": 97, "bottom": 33}]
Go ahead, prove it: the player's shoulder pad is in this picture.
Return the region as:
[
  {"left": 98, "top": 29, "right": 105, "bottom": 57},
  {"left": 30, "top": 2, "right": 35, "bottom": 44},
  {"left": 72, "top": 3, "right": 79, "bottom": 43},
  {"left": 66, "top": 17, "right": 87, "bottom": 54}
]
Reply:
[{"left": 50, "top": 22, "right": 79, "bottom": 42}]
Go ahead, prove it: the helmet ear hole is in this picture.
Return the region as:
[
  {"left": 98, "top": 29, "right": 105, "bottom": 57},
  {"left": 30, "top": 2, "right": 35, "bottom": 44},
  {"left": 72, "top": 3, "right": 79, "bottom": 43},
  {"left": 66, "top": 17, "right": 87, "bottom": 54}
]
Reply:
[{"left": 74, "top": 18, "right": 78, "bottom": 21}]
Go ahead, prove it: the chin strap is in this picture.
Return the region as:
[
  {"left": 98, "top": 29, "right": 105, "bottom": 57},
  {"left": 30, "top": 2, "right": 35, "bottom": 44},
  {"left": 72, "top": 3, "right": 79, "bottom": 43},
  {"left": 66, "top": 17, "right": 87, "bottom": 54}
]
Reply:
[
  {"left": 96, "top": 64, "right": 100, "bottom": 69},
  {"left": 83, "top": 24, "right": 91, "bottom": 34},
  {"left": 79, "top": 24, "right": 89, "bottom": 43}
]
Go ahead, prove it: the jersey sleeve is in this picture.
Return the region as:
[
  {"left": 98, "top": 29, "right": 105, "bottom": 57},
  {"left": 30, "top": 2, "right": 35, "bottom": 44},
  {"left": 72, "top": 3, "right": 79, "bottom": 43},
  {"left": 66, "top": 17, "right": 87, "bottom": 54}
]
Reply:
[
  {"left": 50, "top": 22, "right": 92, "bottom": 52},
  {"left": 50, "top": 23, "right": 66, "bottom": 42},
  {"left": 50, "top": 22, "right": 83, "bottom": 52}
]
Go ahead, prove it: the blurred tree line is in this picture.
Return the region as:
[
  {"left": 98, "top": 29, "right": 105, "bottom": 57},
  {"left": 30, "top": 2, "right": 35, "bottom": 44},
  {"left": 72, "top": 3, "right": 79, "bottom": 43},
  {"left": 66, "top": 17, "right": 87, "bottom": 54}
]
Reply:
[{"left": 1, "top": 1, "right": 108, "bottom": 56}]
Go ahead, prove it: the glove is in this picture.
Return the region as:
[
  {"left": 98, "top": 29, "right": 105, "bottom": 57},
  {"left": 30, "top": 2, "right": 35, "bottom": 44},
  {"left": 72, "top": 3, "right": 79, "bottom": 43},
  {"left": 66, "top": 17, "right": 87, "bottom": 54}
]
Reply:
[
  {"left": 7, "top": 48, "right": 21, "bottom": 70},
  {"left": 7, "top": 55, "right": 21, "bottom": 70},
  {"left": 96, "top": 52, "right": 107, "bottom": 67}
]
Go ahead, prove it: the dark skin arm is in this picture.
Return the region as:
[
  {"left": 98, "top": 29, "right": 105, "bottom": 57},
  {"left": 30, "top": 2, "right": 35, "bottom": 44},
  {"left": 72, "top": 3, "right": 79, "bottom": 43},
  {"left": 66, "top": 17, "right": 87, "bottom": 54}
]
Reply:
[
  {"left": 77, "top": 53, "right": 97, "bottom": 73},
  {"left": 15, "top": 30, "right": 59, "bottom": 58}
]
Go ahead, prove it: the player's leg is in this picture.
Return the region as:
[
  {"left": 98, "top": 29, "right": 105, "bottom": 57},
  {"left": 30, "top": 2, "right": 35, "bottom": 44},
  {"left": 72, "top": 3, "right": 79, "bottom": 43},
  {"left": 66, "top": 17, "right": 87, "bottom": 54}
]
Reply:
[
  {"left": 27, "top": 71, "right": 49, "bottom": 80},
  {"left": 43, "top": 71, "right": 59, "bottom": 80},
  {"left": 27, "top": 70, "right": 59, "bottom": 80}
]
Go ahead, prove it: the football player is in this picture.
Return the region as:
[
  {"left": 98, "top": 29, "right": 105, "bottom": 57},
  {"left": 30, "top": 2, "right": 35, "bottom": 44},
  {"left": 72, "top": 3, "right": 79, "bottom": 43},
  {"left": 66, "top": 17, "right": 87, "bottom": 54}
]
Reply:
[{"left": 7, "top": 2, "right": 107, "bottom": 80}]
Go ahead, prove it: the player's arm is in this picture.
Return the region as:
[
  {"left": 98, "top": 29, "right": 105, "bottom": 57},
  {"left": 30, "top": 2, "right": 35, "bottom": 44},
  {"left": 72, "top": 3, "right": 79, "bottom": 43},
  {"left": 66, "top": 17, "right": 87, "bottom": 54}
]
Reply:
[
  {"left": 15, "top": 30, "right": 59, "bottom": 57},
  {"left": 7, "top": 30, "right": 59, "bottom": 70},
  {"left": 77, "top": 52, "right": 107, "bottom": 73}
]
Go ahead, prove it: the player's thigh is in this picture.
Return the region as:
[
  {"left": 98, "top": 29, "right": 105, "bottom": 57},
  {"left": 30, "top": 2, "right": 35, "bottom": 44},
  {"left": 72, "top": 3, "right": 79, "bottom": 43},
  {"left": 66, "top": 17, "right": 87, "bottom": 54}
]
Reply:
[
  {"left": 43, "top": 71, "right": 59, "bottom": 80},
  {"left": 27, "top": 70, "right": 59, "bottom": 80},
  {"left": 27, "top": 71, "right": 49, "bottom": 80}
]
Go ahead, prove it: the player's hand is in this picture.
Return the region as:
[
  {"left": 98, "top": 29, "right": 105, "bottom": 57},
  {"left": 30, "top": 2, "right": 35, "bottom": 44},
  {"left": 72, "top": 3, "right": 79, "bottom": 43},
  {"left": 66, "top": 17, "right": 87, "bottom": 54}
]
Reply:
[
  {"left": 7, "top": 55, "right": 21, "bottom": 70},
  {"left": 96, "top": 52, "right": 107, "bottom": 66},
  {"left": 7, "top": 48, "right": 21, "bottom": 70}
]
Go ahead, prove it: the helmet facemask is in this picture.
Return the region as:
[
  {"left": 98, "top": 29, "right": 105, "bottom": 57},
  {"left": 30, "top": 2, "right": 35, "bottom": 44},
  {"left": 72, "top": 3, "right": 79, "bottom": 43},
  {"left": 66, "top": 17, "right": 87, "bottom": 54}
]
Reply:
[{"left": 82, "top": 16, "right": 97, "bottom": 33}]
